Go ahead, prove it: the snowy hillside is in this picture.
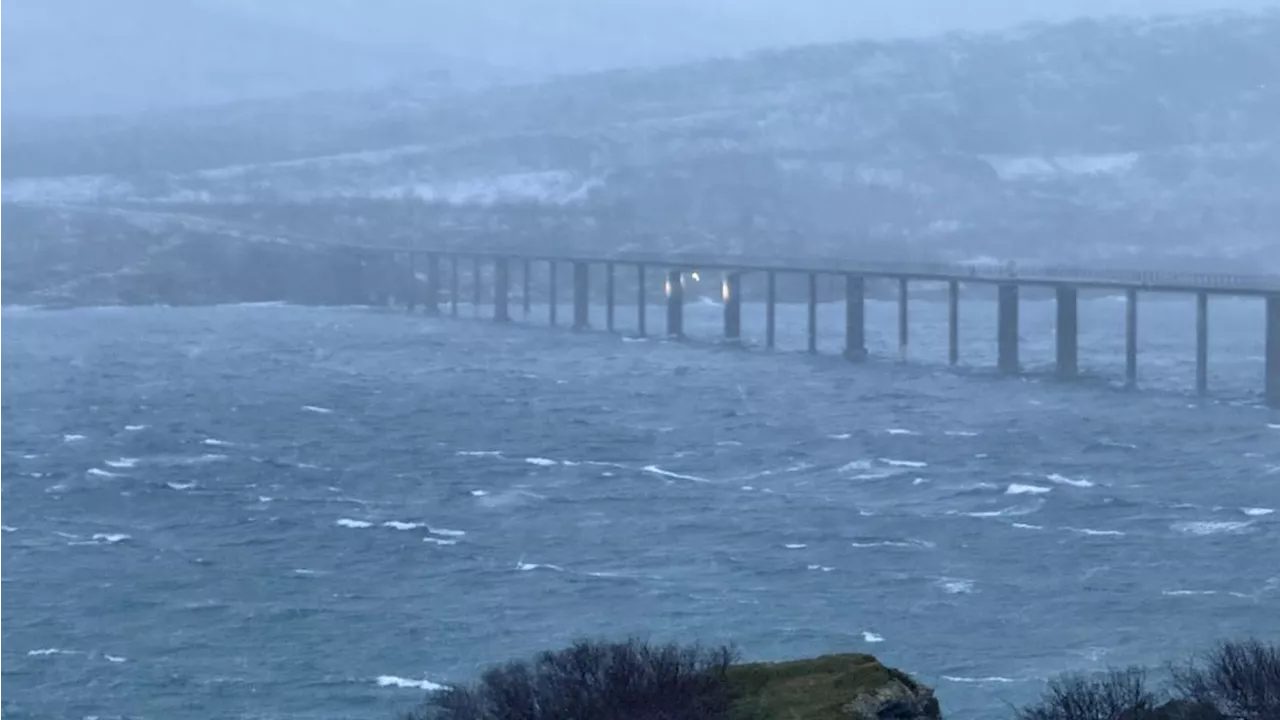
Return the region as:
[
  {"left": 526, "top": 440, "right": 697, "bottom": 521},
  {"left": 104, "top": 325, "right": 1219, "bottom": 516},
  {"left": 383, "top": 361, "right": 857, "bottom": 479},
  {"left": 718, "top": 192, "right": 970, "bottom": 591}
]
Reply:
[{"left": 4, "top": 10, "right": 1280, "bottom": 306}]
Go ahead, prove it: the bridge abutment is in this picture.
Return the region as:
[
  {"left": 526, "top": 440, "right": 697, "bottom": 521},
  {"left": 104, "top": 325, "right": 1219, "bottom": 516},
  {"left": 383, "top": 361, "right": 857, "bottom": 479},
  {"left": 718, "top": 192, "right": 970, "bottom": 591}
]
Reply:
[
  {"left": 998, "top": 284, "right": 1020, "bottom": 374},
  {"left": 666, "top": 269, "right": 684, "bottom": 337},
  {"left": 1055, "top": 285, "right": 1079, "bottom": 379},
  {"left": 471, "top": 257, "right": 483, "bottom": 317},
  {"left": 723, "top": 272, "right": 742, "bottom": 340},
  {"left": 844, "top": 275, "right": 867, "bottom": 361}
]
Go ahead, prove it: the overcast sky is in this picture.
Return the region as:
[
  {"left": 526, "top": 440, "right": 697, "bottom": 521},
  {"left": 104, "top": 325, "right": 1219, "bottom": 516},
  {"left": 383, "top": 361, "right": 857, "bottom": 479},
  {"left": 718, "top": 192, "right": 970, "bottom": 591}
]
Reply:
[{"left": 3, "top": 0, "right": 1278, "bottom": 117}]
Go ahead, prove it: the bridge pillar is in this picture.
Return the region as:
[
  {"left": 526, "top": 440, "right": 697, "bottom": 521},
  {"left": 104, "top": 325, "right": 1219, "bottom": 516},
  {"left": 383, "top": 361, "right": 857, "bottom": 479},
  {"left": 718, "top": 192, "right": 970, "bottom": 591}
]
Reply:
[
  {"left": 472, "top": 257, "right": 483, "bottom": 317},
  {"left": 765, "top": 271, "right": 777, "bottom": 349},
  {"left": 1125, "top": 289, "right": 1138, "bottom": 387},
  {"left": 666, "top": 269, "right": 684, "bottom": 338},
  {"left": 948, "top": 280, "right": 959, "bottom": 366},
  {"left": 637, "top": 265, "right": 647, "bottom": 337},
  {"left": 423, "top": 254, "right": 440, "bottom": 315},
  {"left": 998, "top": 283, "right": 1020, "bottom": 374},
  {"left": 1196, "top": 291, "right": 1208, "bottom": 395},
  {"left": 405, "top": 253, "right": 418, "bottom": 312},
  {"left": 1266, "top": 295, "right": 1280, "bottom": 407},
  {"left": 1055, "top": 285, "right": 1079, "bottom": 379},
  {"left": 723, "top": 272, "right": 742, "bottom": 340},
  {"left": 522, "top": 259, "right": 531, "bottom": 317},
  {"left": 449, "top": 255, "right": 459, "bottom": 317},
  {"left": 897, "top": 277, "right": 909, "bottom": 362},
  {"left": 844, "top": 274, "right": 867, "bottom": 361},
  {"left": 573, "top": 261, "right": 590, "bottom": 330},
  {"left": 606, "top": 263, "right": 616, "bottom": 332},
  {"left": 494, "top": 257, "right": 510, "bottom": 322},
  {"left": 807, "top": 272, "right": 818, "bottom": 354},
  {"left": 548, "top": 261, "right": 558, "bottom": 326}
]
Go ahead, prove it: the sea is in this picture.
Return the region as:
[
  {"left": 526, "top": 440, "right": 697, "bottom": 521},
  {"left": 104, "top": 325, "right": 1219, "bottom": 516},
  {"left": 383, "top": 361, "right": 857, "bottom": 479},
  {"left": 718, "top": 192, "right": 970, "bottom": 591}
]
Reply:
[{"left": 2, "top": 291, "right": 1278, "bottom": 720}]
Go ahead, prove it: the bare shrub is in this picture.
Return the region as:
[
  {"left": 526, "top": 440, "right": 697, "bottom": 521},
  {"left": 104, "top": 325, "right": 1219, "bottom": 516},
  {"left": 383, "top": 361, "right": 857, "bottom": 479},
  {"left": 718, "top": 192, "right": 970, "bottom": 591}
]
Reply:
[
  {"left": 1170, "top": 639, "right": 1280, "bottom": 720},
  {"left": 407, "top": 638, "right": 737, "bottom": 720},
  {"left": 1016, "top": 667, "right": 1162, "bottom": 720}
]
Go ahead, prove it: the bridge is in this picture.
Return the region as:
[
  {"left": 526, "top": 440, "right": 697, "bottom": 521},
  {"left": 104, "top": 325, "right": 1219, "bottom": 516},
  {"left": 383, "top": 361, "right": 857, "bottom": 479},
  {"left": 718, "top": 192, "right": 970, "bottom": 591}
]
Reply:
[{"left": 342, "top": 246, "right": 1280, "bottom": 406}]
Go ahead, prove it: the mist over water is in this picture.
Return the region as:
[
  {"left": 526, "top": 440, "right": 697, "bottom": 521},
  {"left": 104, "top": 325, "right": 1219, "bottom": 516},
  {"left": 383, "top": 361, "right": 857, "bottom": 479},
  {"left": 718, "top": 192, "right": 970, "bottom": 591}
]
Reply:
[{"left": 3, "top": 302, "right": 1277, "bottom": 720}]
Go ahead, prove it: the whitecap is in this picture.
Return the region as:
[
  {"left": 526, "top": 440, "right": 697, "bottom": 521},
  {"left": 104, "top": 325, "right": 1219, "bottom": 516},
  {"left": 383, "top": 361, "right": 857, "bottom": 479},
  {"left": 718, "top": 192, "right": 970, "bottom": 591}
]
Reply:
[
  {"left": 827, "top": 433, "right": 852, "bottom": 440},
  {"left": 741, "top": 485, "right": 755, "bottom": 491},
  {"left": 429, "top": 527, "right": 466, "bottom": 537},
  {"left": 942, "top": 676, "right": 1018, "bottom": 684},
  {"left": 851, "top": 539, "right": 935, "bottom": 549},
  {"left": 21, "top": 453, "right": 40, "bottom": 459},
  {"left": 885, "top": 428, "right": 919, "bottom": 436},
  {"left": 966, "top": 502, "right": 1042, "bottom": 518},
  {"left": 912, "top": 478, "right": 930, "bottom": 485},
  {"left": 806, "top": 565, "right": 834, "bottom": 572},
  {"left": 105, "top": 458, "right": 139, "bottom": 469},
  {"left": 301, "top": 405, "right": 334, "bottom": 414},
  {"left": 1266, "top": 423, "right": 1280, "bottom": 429},
  {"left": 124, "top": 425, "right": 147, "bottom": 431},
  {"left": 937, "top": 579, "right": 975, "bottom": 594},
  {"left": 376, "top": 675, "right": 446, "bottom": 691},
  {"left": 258, "top": 496, "right": 273, "bottom": 503},
  {"left": 1242, "top": 507, "right": 1274, "bottom": 517},
  {"left": 1046, "top": 473, "right": 1094, "bottom": 488},
  {"left": 1006, "top": 483, "right": 1051, "bottom": 495},
  {"left": 457, "top": 451, "right": 502, "bottom": 457},
  {"left": 63, "top": 434, "right": 86, "bottom": 442},
  {"left": 879, "top": 458, "right": 928, "bottom": 468},
  {"left": 2, "top": 525, "right": 17, "bottom": 532},
  {"left": 1172, "top": 520, "right": 1252, "bottom": 536},
  {"left": 621, "top": 336, "right": 647, "bottom": 343},
  {"left": 516, "top": 561, "right": 564, "bottom": 572},
  {"left": 105, "top": 655, "right": 127, "bottom": 663},
  {"left": 423, "top": 537, "right": 458, "bottom": 546},
  {"left": 1012, "top": 523, "right": 1044, "bottom": 530},
  {"left": 88, "top": 533, "right": 131, "bottom": 544},
  {"left": 524, "top": 457, "right": 558, "bottom": 466},
  {"left": 202, "top": 438, "right": 232, "bottom": 447},
  {"left": 87, "top": 468, "right": 123, "bottom": 478},
  {"left": 469, "top": 489, "right": 489, "bottom": 496},
  {"left": 642, "top": 465, "right": 710, "bottom": 483},
  {"left": 166, "top": 482, "right": 196, "bottom": 491},
  {"left": 383, "top": 521, "right": 427, "bottom": 531},
  {"left": 335, "top": 519, "right": 373, "bottom": 529},
  {"left": 28, "top": 648, "right": 79, "bottom": 656},
  {"left": 838, "top": 459, "right": 873, "bottom": 473},
  {"left": 1163, "top": 589, "right": 1252, "bottom": 598},
  {"left": 715, "top": 440, "right": 743, "bottom": 447},
  {"left": 862, "top": 632, "right": 884, "bottom": 643},
  {"left": 1066, "top": 527, "right": 1126, "bottom": 537},
  {"left": 783, "top": 543, "right": 807, "bottom": 549},
  {"left": 944, "top": 430, "right": 979, "bottom": 437}
]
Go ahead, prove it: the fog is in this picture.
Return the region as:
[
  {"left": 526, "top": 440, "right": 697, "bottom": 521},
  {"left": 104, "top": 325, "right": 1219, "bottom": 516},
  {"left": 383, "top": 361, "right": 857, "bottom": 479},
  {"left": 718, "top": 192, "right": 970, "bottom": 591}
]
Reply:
[
  {"left": 4, "top": 0, "right": 1274, "bottom": 116},
  {"left": 2, "top": 0, "right": 1279, "bottom": 306}
]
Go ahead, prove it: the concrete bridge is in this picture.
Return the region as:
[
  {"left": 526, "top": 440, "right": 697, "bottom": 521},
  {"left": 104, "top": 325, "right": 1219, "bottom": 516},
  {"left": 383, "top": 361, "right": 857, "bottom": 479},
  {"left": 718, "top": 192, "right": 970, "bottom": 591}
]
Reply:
[{"left": 347, "top": 246, "right": 1280, "bottom": 406}]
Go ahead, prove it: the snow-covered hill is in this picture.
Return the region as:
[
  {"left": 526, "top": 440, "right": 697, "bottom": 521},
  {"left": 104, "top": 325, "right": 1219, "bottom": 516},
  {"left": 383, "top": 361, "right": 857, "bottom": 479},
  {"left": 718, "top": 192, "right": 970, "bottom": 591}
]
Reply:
[{"left": 4, "top": 10, "right": 1280, "bottom": 306}]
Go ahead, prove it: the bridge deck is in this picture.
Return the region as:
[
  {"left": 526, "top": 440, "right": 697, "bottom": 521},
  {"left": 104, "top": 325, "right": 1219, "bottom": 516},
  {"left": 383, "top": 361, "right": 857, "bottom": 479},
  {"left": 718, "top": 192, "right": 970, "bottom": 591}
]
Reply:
[{"left": 370, "top": 246, "right": 1280, "bottom": 296}]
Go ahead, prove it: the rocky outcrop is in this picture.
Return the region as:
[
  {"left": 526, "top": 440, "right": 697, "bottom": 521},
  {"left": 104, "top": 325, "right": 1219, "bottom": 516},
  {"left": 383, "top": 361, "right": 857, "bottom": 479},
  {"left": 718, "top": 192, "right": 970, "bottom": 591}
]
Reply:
[{"left": 727, "top": 654, "right": 941, "bottom": 720}]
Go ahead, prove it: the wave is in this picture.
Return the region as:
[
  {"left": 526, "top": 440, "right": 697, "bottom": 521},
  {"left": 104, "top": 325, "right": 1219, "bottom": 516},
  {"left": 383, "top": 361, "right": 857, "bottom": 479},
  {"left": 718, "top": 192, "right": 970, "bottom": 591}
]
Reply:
[{"left": 376, "top": 675, "right": 445, "bottom": 691}]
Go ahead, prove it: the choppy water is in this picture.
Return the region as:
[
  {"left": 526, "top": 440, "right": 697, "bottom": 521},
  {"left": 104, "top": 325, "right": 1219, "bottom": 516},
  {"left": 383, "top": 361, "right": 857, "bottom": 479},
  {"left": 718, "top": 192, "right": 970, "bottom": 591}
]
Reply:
[{"left": 3, "top": 295, "right": 1278, "bottom": 720}]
